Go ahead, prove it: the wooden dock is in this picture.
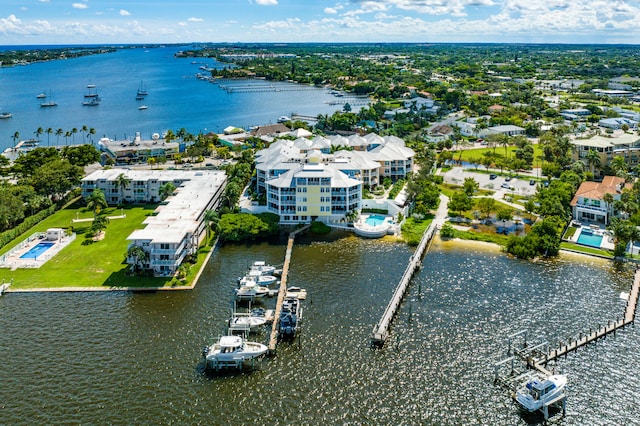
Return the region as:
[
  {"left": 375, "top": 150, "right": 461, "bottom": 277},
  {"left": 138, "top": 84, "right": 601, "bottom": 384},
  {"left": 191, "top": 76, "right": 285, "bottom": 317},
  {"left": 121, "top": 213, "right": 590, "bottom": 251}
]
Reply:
[
  {"left": 530, "top": 267, "right": 640, "bottom": 369},
  {"left": 370, "top": 222, "right": 438, "bottom": 346},
  {"left": 267, "top": 225, "right": 310, "bottom": 354}
]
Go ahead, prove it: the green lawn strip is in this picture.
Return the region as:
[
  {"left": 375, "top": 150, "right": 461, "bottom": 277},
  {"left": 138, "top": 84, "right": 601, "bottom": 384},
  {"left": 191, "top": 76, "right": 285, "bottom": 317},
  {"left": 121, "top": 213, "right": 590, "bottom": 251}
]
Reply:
[
  {"left": 563, "top": 225, "right": 579, "bottom": 240},
  {"left": 454, "top": 144, "right": 545, "bottom": 164},
  {"left": 560, "top": 242, "right": 614, "bottom": 258},
  {"left": 449, "top": 229, "right": 511, "bottom": 247},
  {"left": 0, "top": 203, "right": 180, "bottom": 289}
]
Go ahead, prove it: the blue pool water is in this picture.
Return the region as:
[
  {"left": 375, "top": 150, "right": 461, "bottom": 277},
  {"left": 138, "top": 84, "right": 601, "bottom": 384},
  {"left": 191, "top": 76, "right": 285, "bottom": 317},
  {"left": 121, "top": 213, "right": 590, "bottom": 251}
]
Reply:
[
  {"left": 577, "top": 229, "right": 603, "bottom": 248},
  {"left": 20, "top": 241, "right": 55, "bottom": 259},
  {"left": 365, "top": 214, "right": 388, "bottom": 227}
]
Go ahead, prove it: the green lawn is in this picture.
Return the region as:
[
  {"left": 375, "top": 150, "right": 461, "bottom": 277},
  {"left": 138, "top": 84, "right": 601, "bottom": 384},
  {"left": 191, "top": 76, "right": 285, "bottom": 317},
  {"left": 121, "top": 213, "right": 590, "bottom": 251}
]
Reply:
[
  {"left": 560, "top": 242, "right": 614, "bottom": 258},
  {"left": 401, "top": 215, "right": 434, "bottom": 246},
  {"left": 453, "top": 144, "right": 545, "bottom": 165},
  {"left": 0, "top": 203, "right": 186, "bottom": 289}
]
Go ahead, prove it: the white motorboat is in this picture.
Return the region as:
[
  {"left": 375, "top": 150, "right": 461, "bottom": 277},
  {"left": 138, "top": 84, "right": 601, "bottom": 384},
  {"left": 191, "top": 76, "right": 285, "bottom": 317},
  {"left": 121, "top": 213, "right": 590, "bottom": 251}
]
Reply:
[
  {"left": 203, "top": 335, "right": 268, "bottom": 371},
  {"left": 235, "top": 279, "right": 269, "bottom": 301},
  {"left": 138, "top": 105, "right": 148, "bottom": 110},
  {"left": 515, "top": 374, "right": 567, "bottom": 412},
  {"left": 249, "top": 261, "right": 278, "bottom": 276},
  {"left": 285, "top": 286, "right": 307, "bottom": 300},
  {"left": 228, "top": 312, "right": 267, "bottom": 333},
  {"left": 277, "top": 115, "right": 291, "bottom": 123},
  {"left": 0, "top": 112, "right": 11, "bottom": 119},
  {"left": 245, "top": 269, "right": 278, "bottom": 286}
]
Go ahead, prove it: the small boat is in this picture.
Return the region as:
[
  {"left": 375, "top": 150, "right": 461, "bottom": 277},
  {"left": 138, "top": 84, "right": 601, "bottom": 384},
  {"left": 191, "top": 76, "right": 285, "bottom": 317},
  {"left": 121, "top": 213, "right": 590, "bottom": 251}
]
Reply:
[
  {"left": 0, "top": 112, "right": 11, "bottom": 119},
  {"left": 137, "top": 81, "right": 148, "bottom": 97},
  {"left": 278, "top": 115, "right": 291, "bottom": 123},
  {"left": 202, "top": 335, "right": 268, "bottom": 371},
  {"left": 249, "top": 261, "right": 278, "bottom": 276},
  {"left": 285, "top": 286, "right": 307, "bottom": 300},
  {"left": 138, "top": 105, "right": 148, "bottom": 110},
  {"left": 278, "top": 296, "right": 302, "bottom": 340},
  {"left": 36, "top": 92, "right": 47, "bottom": 99},
  {"left": 82, "top": 98, "right": 100, "bottom": 106},
  {"left": 40, "top": 91, "right": 57, "bottom": 107},
  {"left": 244, "top": 269, "right": 278, "bottom": 286},
  {"left": 228, "top": 312, "right": 267, "bottom": 334},
  {"left": 235, "top": 279, "right": 269, "bottom": 301},
  {"left": 515, "top": 374, "right": 567, "bottom": 413}
]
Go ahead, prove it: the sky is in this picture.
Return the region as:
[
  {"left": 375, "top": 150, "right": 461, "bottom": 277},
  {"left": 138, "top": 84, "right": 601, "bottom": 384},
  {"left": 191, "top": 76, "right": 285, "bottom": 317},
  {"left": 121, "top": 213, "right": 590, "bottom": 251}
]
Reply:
[{"left": 1, "top": 0, "right": 639, "bottom": 45}]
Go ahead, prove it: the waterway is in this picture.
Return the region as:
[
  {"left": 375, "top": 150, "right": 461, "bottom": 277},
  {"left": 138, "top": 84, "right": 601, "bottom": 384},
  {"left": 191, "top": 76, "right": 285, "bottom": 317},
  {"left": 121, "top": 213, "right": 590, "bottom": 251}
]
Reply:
[
  {"left": 0, "top": 45, "right": 347, "bottom": 151},
  {"left": 1, "top": 234, "right": 638, "bottom": 424}
]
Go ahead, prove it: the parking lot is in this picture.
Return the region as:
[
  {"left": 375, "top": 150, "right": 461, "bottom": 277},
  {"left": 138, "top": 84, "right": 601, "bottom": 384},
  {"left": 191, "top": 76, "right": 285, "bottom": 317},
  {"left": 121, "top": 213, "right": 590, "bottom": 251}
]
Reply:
[{"left": 441, "top": 166, "right": 539, "bottom": 197}]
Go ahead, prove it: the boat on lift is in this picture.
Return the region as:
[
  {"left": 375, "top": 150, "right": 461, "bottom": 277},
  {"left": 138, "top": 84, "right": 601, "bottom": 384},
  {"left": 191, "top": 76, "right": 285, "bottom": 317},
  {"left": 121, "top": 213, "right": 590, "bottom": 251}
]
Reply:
[
  {"left": 515, "top": 374, "right": 567, "bottom": 413},
  {"left": 202, "top": 335, "right": 268, "bottom": 372}
]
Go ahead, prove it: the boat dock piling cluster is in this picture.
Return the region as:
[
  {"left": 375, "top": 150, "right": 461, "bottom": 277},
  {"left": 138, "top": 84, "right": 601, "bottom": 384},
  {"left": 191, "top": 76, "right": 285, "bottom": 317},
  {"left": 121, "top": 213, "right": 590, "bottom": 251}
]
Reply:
[{"left": 370, "top": 222, "right": 438, "bottom": 347}]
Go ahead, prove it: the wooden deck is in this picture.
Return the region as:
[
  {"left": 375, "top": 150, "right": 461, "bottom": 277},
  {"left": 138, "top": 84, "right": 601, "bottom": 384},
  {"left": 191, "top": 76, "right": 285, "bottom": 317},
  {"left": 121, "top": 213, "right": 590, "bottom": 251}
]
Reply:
[{"left": 267, "top": 225, "right": 309, "bottom": 354}]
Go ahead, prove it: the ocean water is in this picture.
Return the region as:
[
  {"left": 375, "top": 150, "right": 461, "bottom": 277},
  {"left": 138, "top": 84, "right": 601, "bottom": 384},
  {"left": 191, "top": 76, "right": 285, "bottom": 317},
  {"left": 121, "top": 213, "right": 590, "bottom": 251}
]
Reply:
[{"left": 0, "top": 45, "right": 347, "bottom": 150}]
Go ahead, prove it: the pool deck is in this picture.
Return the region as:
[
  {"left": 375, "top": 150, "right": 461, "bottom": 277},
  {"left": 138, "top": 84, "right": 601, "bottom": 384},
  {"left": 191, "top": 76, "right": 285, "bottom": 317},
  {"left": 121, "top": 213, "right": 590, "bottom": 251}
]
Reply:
[
  {"left": 0, "top": 234, "right": 76, "bottom": 270},
  {"left": 568, "top": 225, "right": 615, "bottom": 251}
]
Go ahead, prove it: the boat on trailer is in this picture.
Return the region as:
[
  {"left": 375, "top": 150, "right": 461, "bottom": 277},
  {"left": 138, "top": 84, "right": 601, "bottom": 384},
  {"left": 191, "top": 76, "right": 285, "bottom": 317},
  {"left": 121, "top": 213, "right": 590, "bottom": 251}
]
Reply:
[
  {"left": 228, "top": 312, "right": 267, "bottom": 334},
  {"left": 202, "top": 335, "right": 268, "bottom": 371},
  {"left": 249, "top": 261, "right": 279, "bottom": 276}
]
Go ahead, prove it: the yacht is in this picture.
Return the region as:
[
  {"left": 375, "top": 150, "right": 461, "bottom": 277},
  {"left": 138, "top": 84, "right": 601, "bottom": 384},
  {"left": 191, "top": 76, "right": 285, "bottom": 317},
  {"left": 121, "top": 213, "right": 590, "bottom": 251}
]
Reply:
[
  {"left": 36, "top": 92, "right": 47, "bottom": 99},
  {"left": 515, "top": 374, "right": 567, "bottom": 413},
  {"left": 137, "top": 81, "right": 148, "bottom": 97},
  {"left": 243, "top": 269, "right": 278, "bottom": 286},
  {"left": 202, "top": 335, "right": 268, "bottom": 371},
  {"left": 249, "top": 261, "right": 279, "bottom": 276},
  {"left": 235, "top": 279, "right": 269, "bottom": 301},
  {"left": 40, "top": 91, "right": 57, "bottom": 107},
  {"left": 138, "top": 105, "right": 148, "bottom": 110},
  {"left": 228, "top": 312, "right": 268, "bottom": 334},
  {"left": 278, "top": 115, "right": 291, "bottom": 123},
  {"left": 278, "top": 296, "right": 302, "bottom": 340},
  {"left": 0, "top": 111, "right": 11, "bottom": 119},
  {"left": 82, "top": 98, "right": 100, "bottom": 106}
]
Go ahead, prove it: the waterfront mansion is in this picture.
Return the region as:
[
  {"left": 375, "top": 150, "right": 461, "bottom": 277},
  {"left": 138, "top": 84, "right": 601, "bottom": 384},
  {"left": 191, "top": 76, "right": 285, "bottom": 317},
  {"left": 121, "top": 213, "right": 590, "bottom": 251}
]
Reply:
[
  {"left": 255, "top": 133, "right": 415, "bottom": 224},
  {"left": 81, "top": 169, "right": 226, "bottom": 276}
]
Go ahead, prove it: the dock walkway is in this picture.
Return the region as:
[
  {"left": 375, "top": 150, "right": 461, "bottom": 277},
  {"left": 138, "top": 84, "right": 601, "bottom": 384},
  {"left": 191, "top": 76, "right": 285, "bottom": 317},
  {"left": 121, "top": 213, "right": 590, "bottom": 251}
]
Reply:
[
  {"left": 370, "top": 194, "right": 449, "bottom": 346},
  {"left": 267, "top": 225, "right": 310, "bottom": 354}
]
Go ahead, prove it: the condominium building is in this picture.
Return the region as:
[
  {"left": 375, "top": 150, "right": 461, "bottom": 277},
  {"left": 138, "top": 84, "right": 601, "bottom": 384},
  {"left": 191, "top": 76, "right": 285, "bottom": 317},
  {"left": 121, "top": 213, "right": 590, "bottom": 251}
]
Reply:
[
  {"left": 81, "top": 169, "right": 226, "bottom": 276},
  {"left": 255, "top": 132, "right": 414, "bottom": 224},
  {"left": 572, "top": 133, "right": 640, "bottom": 176}
]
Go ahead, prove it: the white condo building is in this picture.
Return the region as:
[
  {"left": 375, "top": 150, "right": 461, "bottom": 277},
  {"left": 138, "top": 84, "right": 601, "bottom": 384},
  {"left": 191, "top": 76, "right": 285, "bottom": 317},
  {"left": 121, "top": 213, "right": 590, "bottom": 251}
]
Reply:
[
  {"left": 255, "top": 133, "right": 414, "bottom": 224},
  {"left": 81, "top": 169, "right": 226, "bottom": 276}
]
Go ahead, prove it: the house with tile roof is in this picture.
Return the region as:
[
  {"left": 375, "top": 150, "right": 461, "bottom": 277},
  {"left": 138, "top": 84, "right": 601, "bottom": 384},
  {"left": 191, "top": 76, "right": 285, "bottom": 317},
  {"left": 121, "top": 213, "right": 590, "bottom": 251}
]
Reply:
[{"left": 570, "top": 176, "right": 630, "bottom": 225}]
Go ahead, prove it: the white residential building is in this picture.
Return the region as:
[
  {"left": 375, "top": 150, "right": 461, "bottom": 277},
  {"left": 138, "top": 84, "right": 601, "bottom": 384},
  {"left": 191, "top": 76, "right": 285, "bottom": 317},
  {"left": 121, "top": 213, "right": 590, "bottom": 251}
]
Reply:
[
  {"left": 81, "top": 169, "right": 227, "bottom": 276},
  {"left": 255, "top": 133, "right": 414, "bottom": 224}
]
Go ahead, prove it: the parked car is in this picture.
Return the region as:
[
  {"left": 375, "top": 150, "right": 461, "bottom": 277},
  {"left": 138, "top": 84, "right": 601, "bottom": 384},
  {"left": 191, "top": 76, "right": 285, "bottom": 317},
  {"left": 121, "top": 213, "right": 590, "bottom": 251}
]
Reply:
[
  {"left": 489, "top": 174, "right": 497, "bottom": 180},
  {"left": 529, "top": 179, "right": 536, "bottom": 185},
  {"left": 505, "top": 176, "right": 512, "bottom": 182},
  {"left": 500, "top": 183, "right": 511, "bottom": 189}
]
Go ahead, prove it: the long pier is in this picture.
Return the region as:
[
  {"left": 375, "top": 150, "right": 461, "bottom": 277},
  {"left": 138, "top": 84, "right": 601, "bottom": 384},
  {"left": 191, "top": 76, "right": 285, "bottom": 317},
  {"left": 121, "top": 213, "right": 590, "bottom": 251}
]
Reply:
[
  {"left": 530, "top": 267, "right": 640, "bottom": 369},
  {"left": 267, "top": 225, "right": 310, "bottom": 354},
  {"left": 220, "top": 85, "right": 319, "bottom": 94},
  {"left": 370, "top": 222, "right": 438, "bottom": 346}
]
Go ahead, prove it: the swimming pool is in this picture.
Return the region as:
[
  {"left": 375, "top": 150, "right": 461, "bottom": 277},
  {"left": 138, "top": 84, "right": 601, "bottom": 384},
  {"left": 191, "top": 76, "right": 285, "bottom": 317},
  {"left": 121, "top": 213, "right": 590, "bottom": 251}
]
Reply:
[
  {"left": 365, "top": 215, "right": 388, "bottom": 227},
  {"left": 577, "top": 229, "right": 603, "bottom": 248},
  {"left": 20, "top": 241, "right": 55, "bottom": 259}
]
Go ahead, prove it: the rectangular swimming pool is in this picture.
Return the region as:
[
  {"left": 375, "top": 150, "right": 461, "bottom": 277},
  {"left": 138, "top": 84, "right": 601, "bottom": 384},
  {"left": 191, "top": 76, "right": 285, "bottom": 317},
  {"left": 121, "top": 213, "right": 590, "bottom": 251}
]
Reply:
[
  {"left": 365, "top": 214, "right": 388, "bottom": 227},
  {"left": 576, "top": 229, "right": 603, "bottom": 248},
  {"left": 20, "top": 241, "right": 55, "bottom": 259}
]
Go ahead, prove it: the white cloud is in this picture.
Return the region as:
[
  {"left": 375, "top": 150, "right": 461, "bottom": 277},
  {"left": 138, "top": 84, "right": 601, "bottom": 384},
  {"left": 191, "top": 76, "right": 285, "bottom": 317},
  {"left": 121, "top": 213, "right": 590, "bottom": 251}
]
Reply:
[
  {"left": 188, "top": 17, "right": 204, "bottom": 22},
  {"left": 255, "top": 0, "right": 278, "bottom": 5},
  {"left": 325, "top": 7, "right": 338, "bottom": 14},
  {"left": 120, "top": 10, "right": 130, "bottom": 16},
  {"left": 38, "top": 0, "right": 50, "bottom": 2},
  {"left": 72, "top": 3, "right": 88, "bottom": 9}
]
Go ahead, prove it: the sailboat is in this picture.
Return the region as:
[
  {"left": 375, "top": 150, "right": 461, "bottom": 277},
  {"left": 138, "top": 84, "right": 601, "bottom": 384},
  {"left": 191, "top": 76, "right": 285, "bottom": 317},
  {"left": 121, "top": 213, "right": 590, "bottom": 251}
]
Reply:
[
  {"left": 40, "top": 90, "right": 57, "bottom": 108},
  {"left": 83, "top": 84, "right": 100, "bottom": 106},
  {"left": 136, "top": 81, "right": 148, "bottom": 99}
]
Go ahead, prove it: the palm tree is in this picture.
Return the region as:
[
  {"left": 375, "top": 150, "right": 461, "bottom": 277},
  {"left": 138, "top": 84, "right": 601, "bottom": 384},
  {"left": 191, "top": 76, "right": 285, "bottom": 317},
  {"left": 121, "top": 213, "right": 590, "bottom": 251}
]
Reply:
[
  {"left": 64, "top": 131, "right": 72, "bottom": 146},
  {"left": 127, "top": 245, "right": 149, "bottom": 274},
  {"left": 55, "top": 128, "right": 63, "bottom": 145},
  {"left": 11, "top": 131, "right": 20, "bottom": 147},
  {"left": 203, "top": 210, "right": 219, "bottom": 240},
  {"left": 87, "top": 127, "right": 96, "bottom": 145},
  {"left": 115, "top": 173, "right": 131, "bottom": 205},
  {"left": 81, "top": 125, "right": 88, "bottom": 142},
  {"left": 71, "top": 127, "right": 78, "bottom": 144},
  {"left": 159, "top": 182, "right": 176, "bottom": 200},
  {"left": 46, "top": 128, "right": 53, "bottom": 146},
  {"left": 610, "top": 155, "right": 628, "bottom": 178},
  {"left": 585, "top": 149, "right": 601, "bottom": 175},
  {"left": 34, "top": 127, "right": 43, "bottom": 142},
  {"left": 86, "top": 188, "right": 108, "bottom": 218},
  {"left": 148, "top": 157, "right": 156, "bottom": 169}
]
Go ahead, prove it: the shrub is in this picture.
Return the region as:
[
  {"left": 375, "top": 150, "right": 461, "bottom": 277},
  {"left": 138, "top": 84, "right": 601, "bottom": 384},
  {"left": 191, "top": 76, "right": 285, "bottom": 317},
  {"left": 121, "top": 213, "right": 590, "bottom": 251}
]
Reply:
[
  {"left": 440, "top": 223, "right": 455, "bottom": 238},
  {"left": 310, "top": 221, "right": 331, "bottom": 234}
]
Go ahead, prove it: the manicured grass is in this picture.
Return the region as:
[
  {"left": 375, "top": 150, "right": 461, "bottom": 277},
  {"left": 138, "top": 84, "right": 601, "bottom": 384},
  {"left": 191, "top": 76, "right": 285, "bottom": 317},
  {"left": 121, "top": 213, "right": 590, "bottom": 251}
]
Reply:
[
  {"left": 0, "top": 203, "right": 182, "bottom": 289},
  {"left": 448, "top": 228, "right": 511, "bottom": 247},
  {"left": 563, "top": 225, "right": 579, "bottom": 240},
  {"left": 453, "top": 144, "right": 545, "bottom": 164},
  {"left": 560, "top": 242, "right": 614, "bottom": 258}
]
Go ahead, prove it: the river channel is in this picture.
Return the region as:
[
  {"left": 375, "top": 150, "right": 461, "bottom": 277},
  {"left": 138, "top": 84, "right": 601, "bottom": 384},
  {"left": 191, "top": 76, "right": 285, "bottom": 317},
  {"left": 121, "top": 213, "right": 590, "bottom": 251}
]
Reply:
[{"left": 0, "top": 233, "right": 638, "bottom": 425}]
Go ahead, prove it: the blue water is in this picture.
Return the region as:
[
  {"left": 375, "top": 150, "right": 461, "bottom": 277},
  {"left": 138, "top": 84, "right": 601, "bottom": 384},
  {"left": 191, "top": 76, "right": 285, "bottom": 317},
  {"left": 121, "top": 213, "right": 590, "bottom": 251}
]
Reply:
[
  {"left": 19, "top": 241, "right": 54, "bottom": 259},
  {"left": 365, "top": 214, "right": 387, "bottom": 226},
  {"left": 0, "top": 45, "right": 348, "bottom": 151},
  {"left": 577, "top": 229, "right": 603, "bottom": 248}
]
